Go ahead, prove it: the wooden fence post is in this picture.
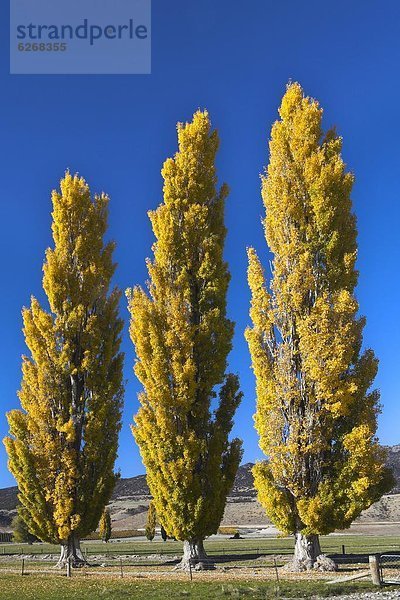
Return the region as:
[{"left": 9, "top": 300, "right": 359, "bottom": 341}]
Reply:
[
  {"left": 369, "top": 554, "right": 381, "bottom": 586},
  {"left": 21, "top": 558, "right": 25, "bottom": 576},
  {"left": 273, "top": 558, "right": 280, "bottom": 583},
  {"left": 66, "top": 557, "right": 72, "bottom": 578}
]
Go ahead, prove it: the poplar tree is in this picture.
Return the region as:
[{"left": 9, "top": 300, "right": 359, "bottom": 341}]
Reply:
[
  {"left": 246, "top": 83, "right": 392, "bottom": 571},
  {"left": 145, "top": 501, "right": 156, "bottom": 541},
  {"left": 160, "top": 525, "right": 168, "bottom": 542},
  {"left": 12, "top": 509, "right": 38, "bottom": 544},
  {"left": 127, "top": 111, "right": 243, "bottom": 569},
  {"left": 99, "top": 508, "right": 112, "bottom": 543},
  {"left": 4, "top": 173, "right": 124, "bottom": 567}
]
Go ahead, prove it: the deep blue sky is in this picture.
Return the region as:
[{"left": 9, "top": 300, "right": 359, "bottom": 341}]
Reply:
[{"left": 1, "top": 1, "right": 399, "bottom": 488}]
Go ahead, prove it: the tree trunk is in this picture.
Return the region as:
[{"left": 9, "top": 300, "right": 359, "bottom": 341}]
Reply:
[
  {"left": 55, "top": 533, "right": 86, "bottom": 568},
  {"left": 294, "top": 532, "right": 321, "bottom": 570},
  {"left": 284, "top": 532, "right": 337, "bottom": 572},
  {"left": 177, "top": 538, "right": 213, "bottom": 571}
]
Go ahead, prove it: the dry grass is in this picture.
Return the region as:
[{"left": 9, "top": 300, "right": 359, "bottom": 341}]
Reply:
[{"left": 0, "top": 572, "right": 387, "bottom": 600}]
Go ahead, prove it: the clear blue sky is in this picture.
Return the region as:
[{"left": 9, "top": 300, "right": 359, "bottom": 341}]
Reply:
[{"left": 1, "top": 0, "right": 399, "bottom": 488}]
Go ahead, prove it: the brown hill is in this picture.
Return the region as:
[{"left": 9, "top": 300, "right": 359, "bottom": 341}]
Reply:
[
  {"left": 1, "top": 446, "right": 399, "bottom": 532},
  {"left": 386, "top": 444, "right": 400, "bottom": 493}
]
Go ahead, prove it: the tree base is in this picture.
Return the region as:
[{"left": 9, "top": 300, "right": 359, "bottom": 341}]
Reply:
[
  {"left": 283, "top": 554, "right": 337, "bottom": 572},
  {"left": 282, "top": 533, "right": 337, "bottom": 572},
  {"left": 313, "top": 554, "right": 338, "bottom": 572},
  {"left": 176, "top": 539, "right": 215, "bottom": 571},
  {"left": 55, "top": 534, "right": 87, "bottom": 569}
]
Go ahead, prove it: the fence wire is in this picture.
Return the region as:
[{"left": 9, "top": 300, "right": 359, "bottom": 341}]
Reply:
[{"left": 379, "top": 554, "right": 400, "bottom": 585}]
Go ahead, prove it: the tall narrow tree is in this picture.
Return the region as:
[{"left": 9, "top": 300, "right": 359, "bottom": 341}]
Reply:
[
  {"left": 4, "top": 173, "right": 124, "bottom": 567},
  {"left": 246, "top": 83, "right": 392, "bottom": 571},
  {"left": 99, "top": 508, "right": 112, "bottom": 543},
  {"left": 11, "top": 508, "right": 38, "bottom": 544},
  {"left": 127, "top": 111, "right": 243, "bottom": 569},
  {"left": 145, "top": 501, "right": 156, "bottom": 541}
]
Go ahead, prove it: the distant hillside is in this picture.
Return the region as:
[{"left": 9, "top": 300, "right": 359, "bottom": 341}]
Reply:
[
  {"left": 112, "top": 474, "right": 149, "bottom": 499},
  {"left": 0, "top": 486, "right": 18, "bottom": 512},
  {"left": 386, "top": 444, "right": 400, "bottom": 493},
  {"left": 0, "top": 486, "right": 18, "bottom": 528},
  {"left": 111, "top": 445, "right": 400, "bottom": 499},
  {"left": 1, "top": 445, "right": 399, "bottom": 531},
  {"left": 110, "top": 463, "right": 256, "bottom": 502}
]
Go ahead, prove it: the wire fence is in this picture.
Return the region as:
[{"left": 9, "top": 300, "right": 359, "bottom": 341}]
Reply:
[
  {"left": 4, "top": 551, "right": 400, "bottom": 589},
  {"left": 3, "top": 540, "right": 399, "bottom": 557},
  {"left": 379, "top": 553, "right": 400, "bottom": 585},
  {"left": 0, "top": 545, "right": 306, "bottom": 560},
  {"left": 0, "top": 554, "right": 284, "bottom": 581},
  {"left": 2, "top": 541, "right": 400, "bottom": 585}
]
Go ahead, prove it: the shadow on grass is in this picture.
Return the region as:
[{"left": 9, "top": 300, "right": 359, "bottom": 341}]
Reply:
[{"left": 329, "top": 550, "right": 400, "bottom": 565}]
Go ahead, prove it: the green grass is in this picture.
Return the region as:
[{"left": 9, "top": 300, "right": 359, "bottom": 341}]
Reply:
[
  {"left": 2, "top": 533, "right": 399, "bottom": 557},
  {"left": 1, "top": 534, "right": 399, "bottom": 598},
  {"left": 0, "top": 573, "right": 389, "bottom": 600}
]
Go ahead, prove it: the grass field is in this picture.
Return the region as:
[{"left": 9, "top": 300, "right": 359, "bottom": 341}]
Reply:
[
  {"left": 1, "top": 535, "right": 399, "bottom": 598},
  {"left": 1, "top": 533, "right": 399, "bottom": 557},
  {"left": 0, "top": 573, "right": 388, "bottom": 600}
]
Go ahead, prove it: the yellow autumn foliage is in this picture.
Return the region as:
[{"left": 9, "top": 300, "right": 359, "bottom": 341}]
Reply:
[
  {"left": 246, "top": 83, "right": 393, "bottom": 537},
  {"left": 127, "top": 111, "right": 243, "bottom": 543},
  {"left": 4, "top": 172, "right": 124, "bottom": 545}
]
